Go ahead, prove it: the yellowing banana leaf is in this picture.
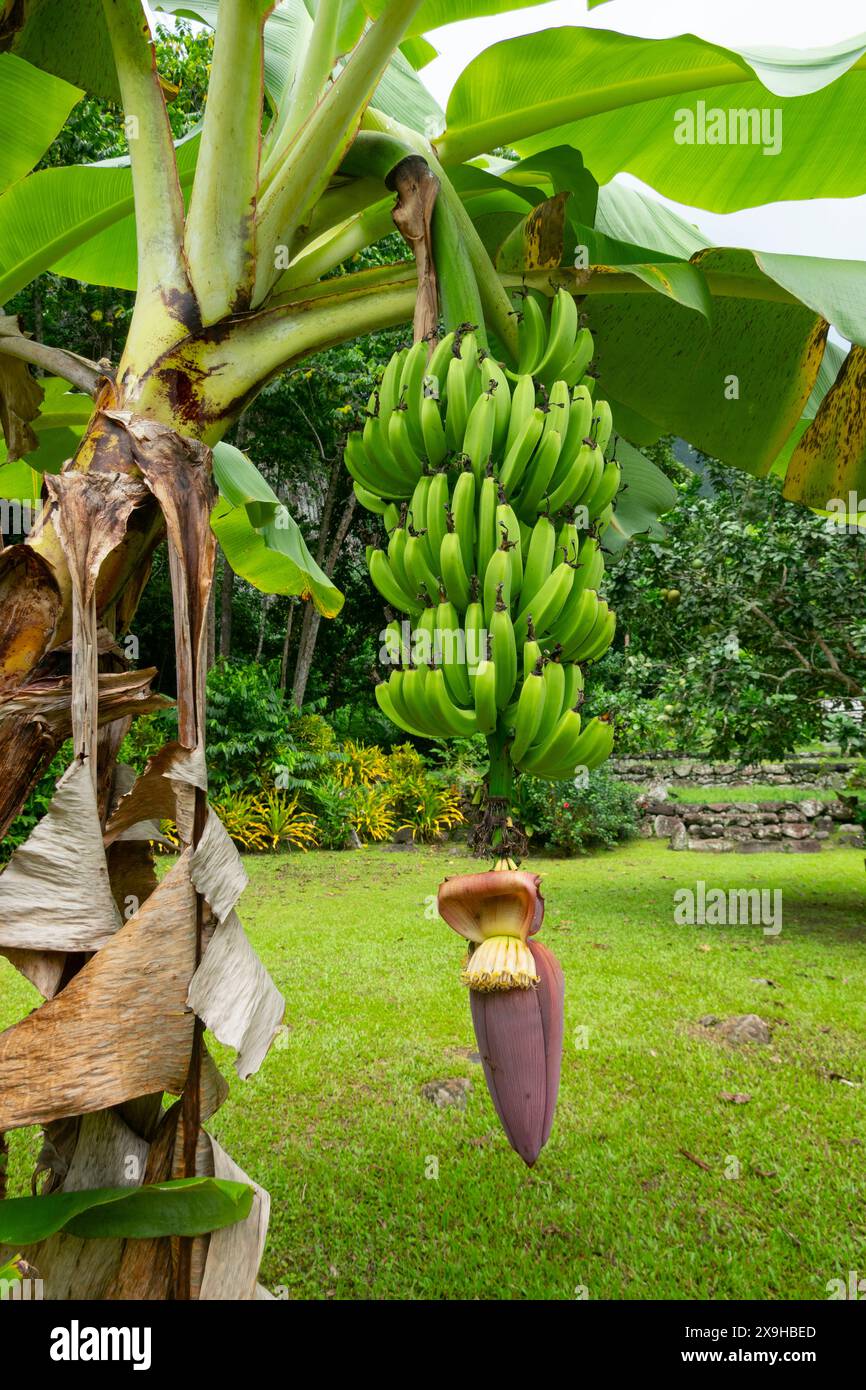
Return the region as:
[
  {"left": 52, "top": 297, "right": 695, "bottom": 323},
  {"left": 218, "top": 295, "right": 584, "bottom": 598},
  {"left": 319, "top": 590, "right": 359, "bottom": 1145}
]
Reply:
[
  {"left": 0, "top": 53, "right": 81, "bottom": 196},
  {"left": 784, "top": 344, "right": 866, "bottom": 507},
  {"left": 439, "top": 26, "right": 866, "bottom": 213},
  {"left": 211, "top": 442, "right": 343, "bottom": 616},
  {"left": 0, "top": 1177, "right": 253, "bottom": 1245}
]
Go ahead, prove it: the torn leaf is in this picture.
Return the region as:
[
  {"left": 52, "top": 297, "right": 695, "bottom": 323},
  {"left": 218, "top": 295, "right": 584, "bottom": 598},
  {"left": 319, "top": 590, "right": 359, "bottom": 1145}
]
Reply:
[
  {"left": 0, "top": 760, "right": 121, "bottom": 952},
  {"left": 0, "top": 852, "right": 197, "bottom": 1131},
  {"left": 187, "top": 910, "right": 284, "bottom": 1080}
]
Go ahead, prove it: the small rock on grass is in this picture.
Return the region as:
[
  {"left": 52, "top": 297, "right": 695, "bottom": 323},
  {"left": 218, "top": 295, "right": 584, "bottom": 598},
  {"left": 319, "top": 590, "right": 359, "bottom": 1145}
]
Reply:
[
  {"left": 699, "top": 1014, "right": 772, "bottom": 1045},
  {"left": 421, "top": 1077, "right": 473, "bottom": 1109}
]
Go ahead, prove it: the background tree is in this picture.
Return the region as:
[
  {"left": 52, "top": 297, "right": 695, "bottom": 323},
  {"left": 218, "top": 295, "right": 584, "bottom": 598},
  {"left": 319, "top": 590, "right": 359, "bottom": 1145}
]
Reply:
[{"left": 600, "top": 447, "right": 866, "bottom": 760}]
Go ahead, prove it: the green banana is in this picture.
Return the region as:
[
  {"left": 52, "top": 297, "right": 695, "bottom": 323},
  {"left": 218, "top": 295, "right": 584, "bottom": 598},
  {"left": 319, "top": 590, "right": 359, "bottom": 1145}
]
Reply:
[
  {"left": 398, "top": 340, "right": 429, "bottom": 453},
  {"left": 379, "top": 348, "right": 406, "bottom": 420},
  {"left": 387, "top": 518, "right": 411, "bottom": 594},
  {"left": 426, "top": 666, "right": 478, "bottom": 737},
  {"left": 445, "top": 354, "right": 469, "bottom": 452},
  {"left": 518, "top": 708, "right": 582, "bottom": 775},
  {"left": 509, "top": 664, "right": 546, "bottom": 762},
  {"left": 541, "top": 657, "right": 566, "bottom": 726},
  {"left": 408, "top": 474, "right": 431, "bottom": 560},
  {"left": 536, "top": 715, "right": 614, "bottom": 778},
  {"left": 515, "top": 555, "right": 574, "bottom": 643},
  {"left": 405, "top": 533, "right": 440, "bottom": 603},
  {"left": 376, "top": 679, "right": 428, "bottom": 739},
  {"left": 426, "top": 472, "right": 450, "bottom": 570},
  {"left": 420, "top": 392, "right": 448, "bottom": 468},
  {"left": 546, "top": 442, "right": 599, "bottom": 514},
  {"left": 483, "top": 543, "right": 512, "bottom": 625},
  {"left": 365, "top": 413, "right": 415, "bottom": 491},
  {"left": 559, "top": 326, "right": 595, "bottom": 389},
  {"left": 534, "top": 288, "right": 578, "bottom": 388},
  {"left": 368, "top": 549, "right": 423, "bottom": 617},
  {"left": 523, "top": 628, "right": 542, "bottom": 680},
  {"left": 459, "top": 330, "right": 480, "bottom": 402},
  {"left": 561, "top": 661, "right": 584, "bottom": 712},
  {"left": 554, "top": 586, "right": 600, "bottom": 659},
  {"left": 577, "top": 604, "right": 616, "bottom": 664},
  {"left": 504, "top": 373, "right": 537, "bottom": 455},
  {"left": 490, "top": 592, "right": 517, "bottom": 709},
  {"left": 402, "top": 666, "right": 439, "bottom": 735},
  {"left": 388, "top": 408, "right": 423, "bottom": 484},
  {"left": 427, "top": 331, "right": 456, "bottom": 386},
  {"left": 592, "top": 399, "right": 614, "bottom": 457},
  {"left": 476, "top": 472, "right": 499, "bottom": 582},
  {"left": 542, "top": 379, "right": 571, "bottom": 445},
  {"left": 521, "top": 515, "right": 557, "bottom": 611},
  {"left": 439, "top": 527, "right": 472, "bottom": 610},
  {"left": 345, "top": 430, "right": 406, "bottom": 498},
  {"left": 352, "top": 479, "right": 386, "bottom": 515},
  {"left": 515, "top": 430, "right": 562, "bottom": 521},
  {"left": 473, "top": 657, "right": 498, "bottom": 734},
  {"left": 568, "top": 598, "right": 612, "bottom": 662},
  {"left": 464, "top": 589, "right": 486, "bottom": 684},
  {"left": 436, "top": 595, "right": 472, "bottom": 706},
  {"left": 499, "top": 407, "right": 545, "bottom": 493},
  {"left": 496, "top": 487, "right": 524, "bottom": 598},
  {"left": 451, "top": 468, "right": 476, "bottom": 576},
  {"left": 463, "top": 388, "right": 496, "bottom": 484},
  {"left": 585, "top": 458, "right": 622, "bottom": 518},
  {"left": 479, "top": 353, "right": 512, "bottom": 452},
  {"left": 516, "top": 293, "right": 547, "bottom": 376}
]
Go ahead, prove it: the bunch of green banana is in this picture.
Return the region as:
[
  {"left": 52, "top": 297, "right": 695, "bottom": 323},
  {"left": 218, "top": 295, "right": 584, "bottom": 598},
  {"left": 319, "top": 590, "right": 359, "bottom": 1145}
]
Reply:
[{"left": 351, "top": 299, "right": 620, "bottom": 783}]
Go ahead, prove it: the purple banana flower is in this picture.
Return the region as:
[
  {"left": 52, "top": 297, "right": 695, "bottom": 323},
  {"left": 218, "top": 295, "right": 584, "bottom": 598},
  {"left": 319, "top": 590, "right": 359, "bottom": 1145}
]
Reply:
[{"left": 438, "top": 870, "right": 564, "bottom": 1166}]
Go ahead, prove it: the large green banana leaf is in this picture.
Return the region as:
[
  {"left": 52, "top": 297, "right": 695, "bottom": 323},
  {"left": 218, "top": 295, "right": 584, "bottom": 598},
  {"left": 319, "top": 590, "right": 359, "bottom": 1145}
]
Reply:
[
  {"left": 0, "top": 53, "right": 81, "bottom": 195},
  {"left": 0, "top": 132, "right": 200, "bottom": 302},
  {"left": 439, "top": 26, "right": 866, "bottom": 212}
]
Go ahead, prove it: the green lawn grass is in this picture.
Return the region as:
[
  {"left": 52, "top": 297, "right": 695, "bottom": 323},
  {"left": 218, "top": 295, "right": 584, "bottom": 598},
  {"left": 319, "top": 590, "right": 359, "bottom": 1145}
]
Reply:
[
  {"left": 642, "top": 784, "right": 841, "bottom": 804},
  {"left": 2, "top": 840, "right": 864, "bottom": 1300}
]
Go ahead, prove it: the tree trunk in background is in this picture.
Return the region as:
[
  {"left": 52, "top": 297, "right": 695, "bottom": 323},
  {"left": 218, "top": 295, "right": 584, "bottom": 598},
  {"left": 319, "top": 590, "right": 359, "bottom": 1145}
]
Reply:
[
  {"left": 206, "top": 578, "right": 216, "bottom": 671},
  {"left": 279, "top": 599, "right": 297, "bottom": 692},
  {"left": 254, "top": 593, "right": 273, "bottom": 661},
  {"left": 219, "top": 549, "right": 234, "bottom": 659},
  {"left": 291, "top": 471, "right": 356, "bottom": 708}
]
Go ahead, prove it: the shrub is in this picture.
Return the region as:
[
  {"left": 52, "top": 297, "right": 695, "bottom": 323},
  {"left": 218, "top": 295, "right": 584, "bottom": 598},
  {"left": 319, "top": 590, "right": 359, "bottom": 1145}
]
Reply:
[
  {"left": 395, "top": 777, "right": 464, "bottom": 842},
  {"left": 205, "top": 659, "right": 289, "bottom": 792},
  {"left": 514, "top": 768, "right": 639, "bottom": 856}
]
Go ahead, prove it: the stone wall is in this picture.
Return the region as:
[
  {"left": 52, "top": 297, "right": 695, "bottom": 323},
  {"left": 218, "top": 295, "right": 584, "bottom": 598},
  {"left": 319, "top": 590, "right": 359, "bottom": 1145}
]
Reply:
[
  {"left": 637, "top": 795, "right": 864, "bottom": 853},
  {"left": 612, "top": 755, "right": 856, "bottom": 787}
]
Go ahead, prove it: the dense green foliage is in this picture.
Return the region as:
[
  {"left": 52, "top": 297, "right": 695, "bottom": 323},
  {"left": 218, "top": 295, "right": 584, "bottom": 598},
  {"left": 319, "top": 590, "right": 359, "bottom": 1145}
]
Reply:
[{"left": 600, "top": 447, "right": 866, "bottom": 759}]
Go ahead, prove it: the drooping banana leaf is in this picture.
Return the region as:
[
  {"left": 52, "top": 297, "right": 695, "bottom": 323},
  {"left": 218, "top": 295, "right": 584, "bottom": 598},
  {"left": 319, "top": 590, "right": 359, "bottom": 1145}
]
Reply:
[
  {"left": 0, "top": 52, "right": 82, "bottom": 195},
  {"left": 439, "top": 25, "right": 866, "bottom": 213},
  {"left": 211, "top": 441, "right": 344, "bottom": 616}
]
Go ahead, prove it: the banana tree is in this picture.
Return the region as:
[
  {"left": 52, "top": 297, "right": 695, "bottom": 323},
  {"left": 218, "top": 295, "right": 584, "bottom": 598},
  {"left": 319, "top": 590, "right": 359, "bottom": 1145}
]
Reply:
[{"left": 2, "top": 0, "right": 866, "bottom": 1290}]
